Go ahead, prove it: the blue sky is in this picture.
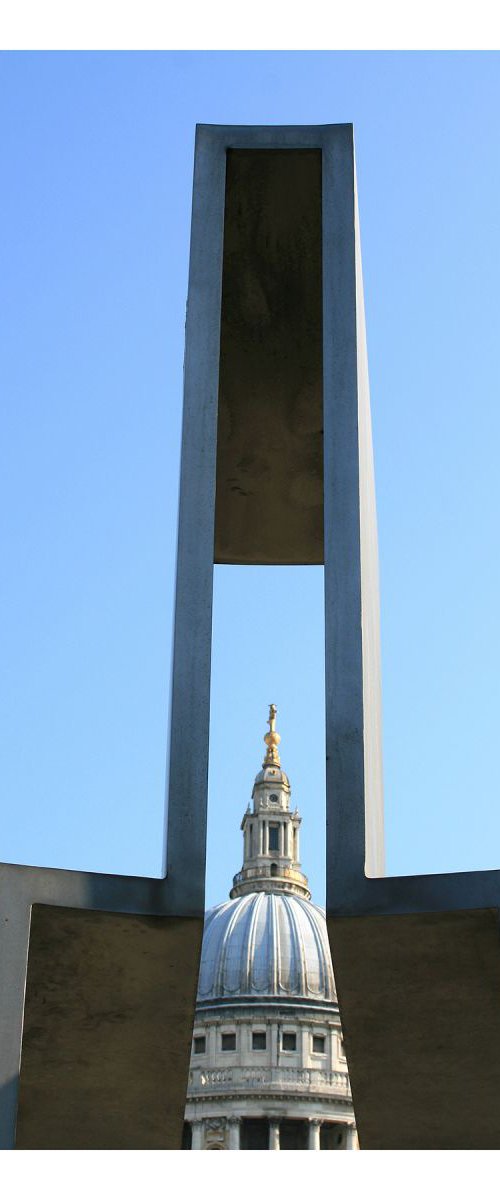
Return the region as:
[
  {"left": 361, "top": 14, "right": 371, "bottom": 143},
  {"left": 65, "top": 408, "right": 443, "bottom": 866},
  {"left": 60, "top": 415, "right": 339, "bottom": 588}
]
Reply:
[{"left": 2, "top": 51, "right": 500, "bottom": 909}]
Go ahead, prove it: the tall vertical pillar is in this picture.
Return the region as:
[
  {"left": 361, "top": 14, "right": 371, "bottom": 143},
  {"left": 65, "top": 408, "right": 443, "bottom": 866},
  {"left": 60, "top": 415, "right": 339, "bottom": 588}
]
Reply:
[
  {"left": 207, "top": 1023, "right": 216, "bottom": 1060},
  {"left": 308, "top": 1119, "right": 322, "bottom": 1150},
  {"left": 191, "top": 1120, "right": 204, "bottom": 1150},
  {"left": 228, "top": 1117, "right": 240, "bottom": 1150},
  {"left": 345, "top": 1123, "right": 358, "bottom": 1150},
  {"left": 270, "top": 1022, "right": 278, "bottom": 1064},
  {"left": 328, "top": 1029, "right": 335, "bottom": 1072},
  {"left": 269, "top": 1120, "right": 280, "bottom": 1150},
  {"left": 300, "top": 1026, "right": 309, "bottom": 1067}
]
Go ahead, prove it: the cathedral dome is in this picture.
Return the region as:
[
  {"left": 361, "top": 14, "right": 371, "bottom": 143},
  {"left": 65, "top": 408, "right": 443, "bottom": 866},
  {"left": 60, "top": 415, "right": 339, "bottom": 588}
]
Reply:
[
  {"left": 252, "top": 765, "right": 290, "bottom": 788},
  {"left": 185, "top": 706, "right": 355, "bottom": 1153},
  {"left": 196, "top": 890, "right": 336, "bottom": 1004}
]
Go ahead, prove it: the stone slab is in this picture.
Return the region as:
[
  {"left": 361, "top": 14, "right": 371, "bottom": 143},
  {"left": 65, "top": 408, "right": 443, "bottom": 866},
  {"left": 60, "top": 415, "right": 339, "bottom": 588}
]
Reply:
[
  {"left": 15, "top": 906, "right": 203, "bottom": 1149},
  {"left": 328, "top": 909, "right": 500, "bottom": 1148}
]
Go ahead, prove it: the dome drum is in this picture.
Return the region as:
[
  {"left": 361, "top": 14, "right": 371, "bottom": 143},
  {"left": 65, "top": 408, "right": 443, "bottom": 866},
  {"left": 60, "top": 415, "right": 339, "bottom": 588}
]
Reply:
[{"left": 230, "top": 863, "right": 311, "bottom": 900}]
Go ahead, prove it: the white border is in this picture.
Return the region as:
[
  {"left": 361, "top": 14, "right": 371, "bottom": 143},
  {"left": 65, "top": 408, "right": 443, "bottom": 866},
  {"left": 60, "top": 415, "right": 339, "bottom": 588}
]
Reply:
[{"left": 1, "top": 1, "right": 500, "bottom": 51}]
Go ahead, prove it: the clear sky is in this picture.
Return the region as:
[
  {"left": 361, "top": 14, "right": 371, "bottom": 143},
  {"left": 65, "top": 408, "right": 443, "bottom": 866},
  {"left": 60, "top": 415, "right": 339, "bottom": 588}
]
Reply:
[{"left": 2, "top": 51, "right": 500, "bottom": 910}]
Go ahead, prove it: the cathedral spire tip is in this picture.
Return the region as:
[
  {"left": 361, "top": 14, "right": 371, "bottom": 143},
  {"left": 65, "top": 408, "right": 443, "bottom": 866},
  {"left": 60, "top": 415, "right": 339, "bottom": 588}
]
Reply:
[{"left": 263, "top": 702, "right": 281, "bottom": 767}]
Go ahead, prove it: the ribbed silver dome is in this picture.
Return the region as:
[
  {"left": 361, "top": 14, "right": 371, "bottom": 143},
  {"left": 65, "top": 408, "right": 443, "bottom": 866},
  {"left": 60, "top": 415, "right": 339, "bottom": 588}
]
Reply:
[{"left": 197, "top": 891, "right": 336, "bottom": 1003}]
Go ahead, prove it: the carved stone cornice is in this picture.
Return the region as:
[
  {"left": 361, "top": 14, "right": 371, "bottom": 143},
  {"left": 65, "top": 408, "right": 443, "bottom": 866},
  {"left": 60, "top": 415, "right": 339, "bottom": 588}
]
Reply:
[{"left": 186, "top": 1093, "right": 354, "bottom": 1113}]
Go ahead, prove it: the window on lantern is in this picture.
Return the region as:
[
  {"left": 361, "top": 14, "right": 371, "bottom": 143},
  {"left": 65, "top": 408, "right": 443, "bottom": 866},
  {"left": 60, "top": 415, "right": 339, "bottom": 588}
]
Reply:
[
  {"left": 252, "top": 1031, "right": 266, "bottom": 1050},
  {"left": 193, "top": 1036, "right": 206, "bottom": 1054},
  {"left": 269, "top": 824, "right": 279, "bottom": 851},
  {"left": 282, "top": 1032, "right": 297, "bottom": 1052},
  {"left": 312, "top": 1034, "right": 326, "bottom": 1054},
  {"left": 221, "top": 1033, "right": 236, "bottom": 1051}
]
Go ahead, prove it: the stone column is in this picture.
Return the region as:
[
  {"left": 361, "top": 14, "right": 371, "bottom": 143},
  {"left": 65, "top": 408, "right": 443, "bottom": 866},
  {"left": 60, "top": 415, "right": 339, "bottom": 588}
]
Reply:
[
  {"left": 270, "top": 1022, "right": 278, "bottom": 1064},
  {"left": 308, "top": 1119, "right": 321, "bottom": 1150},
  {"left": 263, "top": 822, "right": 269, "bottom": 855},
  {"left": 279, "top": 823, "right": 285, "bottom": 857},
  {"left": 345, "top": 1123, "right": 358, "bottom": 1150},
  {"left": 208, "top": 1022, "right": 216, "bottom": 1061},
  {"left": 227, "top": 1117, "right": 240, "bottom": 1150},
  {"left": 328, "top": 1028, "right": 335, "bottom": 1072},
  {"left": 191, "top": 1119, "right": 204, "bottom": 1150},
  {"left": 269, "top": 1120, "right": 280, "bottom": 1150},
  {"left": 300, "top": 1025, "right": 309, "bottom": 1067}
]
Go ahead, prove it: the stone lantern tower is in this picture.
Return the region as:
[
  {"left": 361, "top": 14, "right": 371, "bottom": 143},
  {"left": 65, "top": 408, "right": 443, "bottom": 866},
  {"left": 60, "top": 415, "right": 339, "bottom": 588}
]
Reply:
[{"left": 230, "top": 704, "right": 309, "bottom": 901}]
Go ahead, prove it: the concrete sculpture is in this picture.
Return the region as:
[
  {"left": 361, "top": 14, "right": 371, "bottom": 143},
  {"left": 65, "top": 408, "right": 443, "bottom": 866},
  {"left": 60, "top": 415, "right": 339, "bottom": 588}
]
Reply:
[{"left": 3, "top": 123, "right": 498, "bottom": 1148}]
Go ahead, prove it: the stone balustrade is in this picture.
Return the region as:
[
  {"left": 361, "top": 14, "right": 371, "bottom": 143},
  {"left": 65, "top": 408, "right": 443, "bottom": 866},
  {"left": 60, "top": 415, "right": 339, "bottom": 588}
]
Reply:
[{"left": 189, "top": 1065, "right": 351, "bottom": 1099}]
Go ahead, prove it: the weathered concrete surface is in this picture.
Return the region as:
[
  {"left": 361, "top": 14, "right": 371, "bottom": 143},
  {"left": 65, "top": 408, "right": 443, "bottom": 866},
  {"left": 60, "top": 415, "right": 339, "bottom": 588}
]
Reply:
[
  {"left": 322, "top": 125, "right": 385, "bottom": 896},
  {"left": 6, "top": 121, "right": 500, "bottom": 1152},
  {"left": 215, "top": 149, "right": 323, "bottom": 565},
  {"left": 16, "top": 907, "right": 203, "bottom": 1149},
  {"left": 319, "top": 125, "right": 500, "bottom": 1147},
  {"left": 328, "top": 909, "right": 500, "bottom": 1149}
]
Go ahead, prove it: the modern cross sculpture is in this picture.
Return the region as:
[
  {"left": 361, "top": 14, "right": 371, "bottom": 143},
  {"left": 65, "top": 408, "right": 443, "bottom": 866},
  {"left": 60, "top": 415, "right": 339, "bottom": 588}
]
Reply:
[{"left": 3, "top": 123, "right": 500, "bottom": 1150}]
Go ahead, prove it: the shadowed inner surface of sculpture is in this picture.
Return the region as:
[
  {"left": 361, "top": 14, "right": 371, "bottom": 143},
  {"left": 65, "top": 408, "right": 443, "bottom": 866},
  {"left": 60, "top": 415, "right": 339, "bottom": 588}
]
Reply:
[
  {"left": 214, "top": 149, "right": 324, "bottom": 566},
  {"left": 16, "top": 906, "right": 203, "bottom": 1149}
]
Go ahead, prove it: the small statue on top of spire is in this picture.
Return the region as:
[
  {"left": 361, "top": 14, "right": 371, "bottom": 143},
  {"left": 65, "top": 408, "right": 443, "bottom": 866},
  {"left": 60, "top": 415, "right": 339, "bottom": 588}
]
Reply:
[{"left": 263, "top": 703, "right": 281, "bottom": 767}]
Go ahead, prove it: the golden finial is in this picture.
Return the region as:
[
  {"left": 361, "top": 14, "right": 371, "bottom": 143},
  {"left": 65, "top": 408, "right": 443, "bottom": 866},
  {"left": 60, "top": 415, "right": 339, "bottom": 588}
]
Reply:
[{"left": 263, "top": 703, "right": 281, "bottom": 767}]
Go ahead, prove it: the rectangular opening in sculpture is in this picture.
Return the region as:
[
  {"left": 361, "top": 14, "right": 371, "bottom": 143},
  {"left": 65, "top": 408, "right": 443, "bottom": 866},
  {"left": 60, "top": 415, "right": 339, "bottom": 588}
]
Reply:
[
  {"left": 214, "top": 149, "right": 323, "bottom": 566},
  {"left": 205, "top": 565, "right": 326, "bottom": 910}
]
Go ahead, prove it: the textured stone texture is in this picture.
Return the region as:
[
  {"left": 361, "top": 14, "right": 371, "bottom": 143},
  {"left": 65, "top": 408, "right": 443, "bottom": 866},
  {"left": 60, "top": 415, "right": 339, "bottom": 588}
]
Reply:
[
  {"left": 329, "top": 909, "right": 500, "bottom": 1149},
  {"left": 16, "top": 906, "right": 203, "bottom": 1149},
  {"left": 215, "top": 149, "right": 323, "bottom": 565}
]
